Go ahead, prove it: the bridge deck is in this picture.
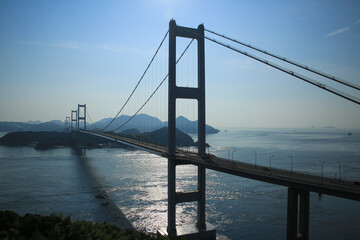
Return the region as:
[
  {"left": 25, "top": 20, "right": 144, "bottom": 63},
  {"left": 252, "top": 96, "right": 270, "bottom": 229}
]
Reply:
[{"left": 83, "top": 131, "right": 360, "bottom": 201}]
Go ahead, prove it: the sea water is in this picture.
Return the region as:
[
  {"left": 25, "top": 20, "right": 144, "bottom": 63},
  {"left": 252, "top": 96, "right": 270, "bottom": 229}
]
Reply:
[{"left": 0, "top": 129, "right": 359, "bottom": 239}]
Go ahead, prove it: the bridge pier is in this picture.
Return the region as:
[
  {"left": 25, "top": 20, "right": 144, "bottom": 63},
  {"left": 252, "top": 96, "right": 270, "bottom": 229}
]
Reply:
[
  {"left": 287, "top": 188, "right": 309, "bottom": 240},
  {"left": 167, "top": 158, "right": 176, "bottom": 235},
  {"left": 197, "top": 166, "right": 206, "bottom": 229},
  {"left": 158, "top": 158, "right": 215, "bottom": 239}
]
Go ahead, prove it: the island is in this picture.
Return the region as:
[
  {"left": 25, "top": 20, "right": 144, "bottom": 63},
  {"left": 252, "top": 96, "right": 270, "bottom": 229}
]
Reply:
[{"left": 0, "top": 127, "right": 200, "bottom": 150}]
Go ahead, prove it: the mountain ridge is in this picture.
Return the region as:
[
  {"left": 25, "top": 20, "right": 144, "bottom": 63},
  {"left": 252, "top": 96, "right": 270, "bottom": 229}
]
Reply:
[
  {"left": 91, "top": 114, "right": 220, "bottom": 134},
  {"left": 0, "top": 121, "right": 65, "bottom": 132},
  {"left": 0, "top": 114, "right": 220, "bottom": 134}
]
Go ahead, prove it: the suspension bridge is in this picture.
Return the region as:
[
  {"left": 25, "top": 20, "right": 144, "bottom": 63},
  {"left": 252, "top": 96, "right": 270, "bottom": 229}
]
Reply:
[{"left": 67, "top": 20, "right": 360, "bottom": 240}]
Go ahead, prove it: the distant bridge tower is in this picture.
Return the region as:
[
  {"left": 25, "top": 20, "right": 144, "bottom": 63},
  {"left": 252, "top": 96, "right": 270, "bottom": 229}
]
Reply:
[
  {"left": 71, "top": 110, "right": 77, "bottom": 131},
  {"left": 77, "top": 104, "right": 86, "bottom": 131},
  {"left": 163, "top": 19, "right": 215, "bottom": 239},
  {"left": 65, "top": 116, "right": 70, "bottom": 130}
]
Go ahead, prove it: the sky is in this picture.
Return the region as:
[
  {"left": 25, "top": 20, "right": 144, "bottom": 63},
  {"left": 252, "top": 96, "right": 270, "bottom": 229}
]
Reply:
[{"left": 0, "top": 0, "right": 360, "bottom": 129}]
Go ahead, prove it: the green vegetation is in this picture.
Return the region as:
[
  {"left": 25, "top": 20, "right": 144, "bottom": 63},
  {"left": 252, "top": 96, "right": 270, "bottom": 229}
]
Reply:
[{"left": 0, "top": 210, "right": 163, "bottom": 240}]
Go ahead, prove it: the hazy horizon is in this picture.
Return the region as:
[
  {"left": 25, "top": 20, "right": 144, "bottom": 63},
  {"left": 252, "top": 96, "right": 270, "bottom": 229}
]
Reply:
[{"left": 1, "top": 114, "right": 360, "bottom": 130}]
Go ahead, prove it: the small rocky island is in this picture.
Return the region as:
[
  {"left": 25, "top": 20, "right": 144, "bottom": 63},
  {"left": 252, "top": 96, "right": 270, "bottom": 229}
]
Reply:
[{"left": 0, "top": 127, "right": 199, "bottom": 150}]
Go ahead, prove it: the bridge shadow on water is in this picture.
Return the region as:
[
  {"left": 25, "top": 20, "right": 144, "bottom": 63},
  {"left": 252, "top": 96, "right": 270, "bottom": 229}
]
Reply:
[{"left": 72, "top": 148, "right": 134, "bottom": 230}]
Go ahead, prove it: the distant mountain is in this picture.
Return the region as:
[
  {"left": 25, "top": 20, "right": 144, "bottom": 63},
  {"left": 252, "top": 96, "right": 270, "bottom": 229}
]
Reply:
[
  {"left": 93, "top": 117, "right": 113, "bottom": 126},
  {"left": 0, "top": 114, "right": 219, "bottom": 134},
  {"left": 120, "top": 128, "right": 141, "bottom": 135},
  {"left": 175, "top": 116, "right": 220, "bottom": 134},
  {"left": 91, "top": 114, "right": 219, "bottom": 134},
  {"left": 26, "top": 120, "right": 42, "bottom": 125},
  {"left": 91, "top": 114, "right": 164, "bottom": 133},
  {"left": 32, "top": 122, "right": 66, "bottom": 131},
  {"left": 49, "top": 120, "right": 64, "bottom": 126},
  {"left": 0, "top": 121, "right": 66, "bottom": 132}
]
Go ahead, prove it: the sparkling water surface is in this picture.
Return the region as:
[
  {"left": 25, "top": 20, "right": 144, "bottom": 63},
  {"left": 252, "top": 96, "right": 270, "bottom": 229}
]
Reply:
[{"left": 0, "top": 129, "right": 359, "bottom": 239}]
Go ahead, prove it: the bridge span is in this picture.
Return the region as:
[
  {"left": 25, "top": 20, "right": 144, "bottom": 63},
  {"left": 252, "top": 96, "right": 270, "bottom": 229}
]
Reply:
[{"left": 83, "top": 130, "right": 360, "bottom": 202}]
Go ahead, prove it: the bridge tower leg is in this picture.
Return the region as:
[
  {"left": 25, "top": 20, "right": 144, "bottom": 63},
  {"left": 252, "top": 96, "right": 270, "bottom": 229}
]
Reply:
[
  {"left": 287, "top": 188, "right": 310, "bottom": 240},
  {"left": 77, "top": 104, "right": 86, "bottom": 131},
  {"left": 71, "top": 110, "right": 77, "bottom": 131},
  {"left": 161, "top": 19, "right": 215, "bottom": 239}
]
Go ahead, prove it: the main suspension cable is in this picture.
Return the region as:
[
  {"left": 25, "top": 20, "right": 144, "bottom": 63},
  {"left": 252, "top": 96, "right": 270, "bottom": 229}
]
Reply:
[
  {"left": 86, "top": 109, "right": 99, "bottom": 131},
  {"left": 205, "top": 28, "right": 360, "bottom": 91},
  {"left": 101, "top": 30, "right": 169, "bottom": 132},
  {"left": 204, "top": 35, "right": 360, "bottom": 105},
  {"left": 110, "top": 39, "right": 195, "bottom": 133}
]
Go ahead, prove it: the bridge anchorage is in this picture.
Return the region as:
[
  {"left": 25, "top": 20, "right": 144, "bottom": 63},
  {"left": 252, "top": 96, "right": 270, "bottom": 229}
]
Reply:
[{"left": 157, "top": 19, "right": 216, "bottom": 240}]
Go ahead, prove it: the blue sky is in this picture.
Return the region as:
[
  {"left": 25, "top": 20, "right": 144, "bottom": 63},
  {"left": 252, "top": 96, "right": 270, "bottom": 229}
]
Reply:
[{"left": 1, "top": 0, "right": 359, "bottom": 129}]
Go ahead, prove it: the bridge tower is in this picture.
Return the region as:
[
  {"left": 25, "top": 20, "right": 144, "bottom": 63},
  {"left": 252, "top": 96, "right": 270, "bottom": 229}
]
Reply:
[
  {"left": 65, "top": 116, "right": 70, "bottom": 131},
  {"left": 77, "top": 104, "right": 86, "bottom": 131},
  {"left": 71, "top": 110, "right": 77, "bottom": 131},
  {"left": 163, "top": 19, "right": 216, "bottom": 239}
]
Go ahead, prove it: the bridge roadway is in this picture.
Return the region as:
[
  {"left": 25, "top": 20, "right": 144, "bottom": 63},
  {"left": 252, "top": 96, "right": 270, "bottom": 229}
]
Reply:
[{"left": 83, "top": 130, "right": 360, "bottom": 202}]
